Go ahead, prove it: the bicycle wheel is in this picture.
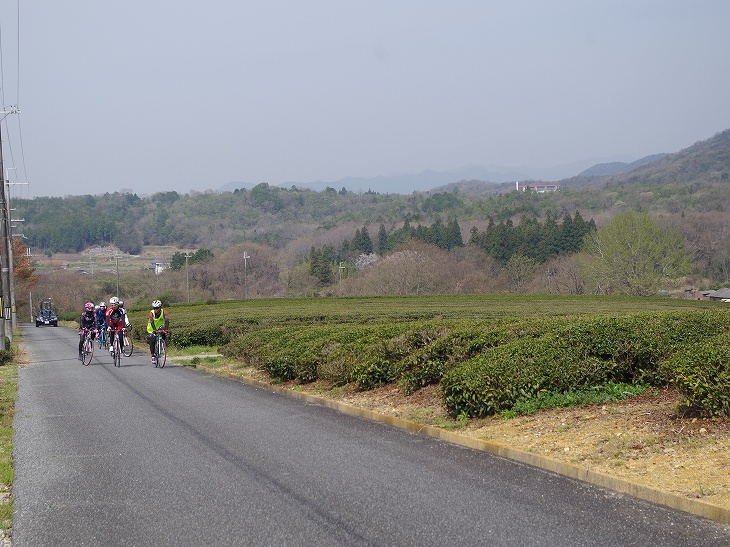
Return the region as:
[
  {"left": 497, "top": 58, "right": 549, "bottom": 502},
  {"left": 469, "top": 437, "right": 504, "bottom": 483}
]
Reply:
[
  {"left": 157, "top": 337, "right": 167, "bottom": 368},
  {"left": 122, "top": 332, "right": 133, "bottom": 357},
  {"left": 82, "top": 334, "right": 94, "bottom": 366},
  {"left": 114, "top": 335, "right": 121, "bottom": 367}
]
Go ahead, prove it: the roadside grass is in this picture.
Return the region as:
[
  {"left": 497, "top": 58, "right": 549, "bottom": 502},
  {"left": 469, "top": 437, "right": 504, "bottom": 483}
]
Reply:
[
  {"left": 0, "top": 337, "right": 19, "bottom": 540},
  {"left": 498, "top": 383, "right": 654, "bottom": 419},
  {"left": 167, "top": 344, "right": 222, "bottom": 357},
  {"left": 166, "top": 345, "right": 224, "bottom": 368}
]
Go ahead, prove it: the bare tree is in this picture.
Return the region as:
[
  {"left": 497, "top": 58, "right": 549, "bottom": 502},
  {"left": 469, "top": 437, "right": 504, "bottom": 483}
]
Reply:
[{"left": 33, "top": 271, "right": 97, "bottom": 316}]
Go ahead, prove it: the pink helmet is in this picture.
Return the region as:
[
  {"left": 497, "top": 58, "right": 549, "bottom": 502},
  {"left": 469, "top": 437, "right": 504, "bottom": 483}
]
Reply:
[{"left": 85, "top": 302, "right": 94, "bottom": 310}]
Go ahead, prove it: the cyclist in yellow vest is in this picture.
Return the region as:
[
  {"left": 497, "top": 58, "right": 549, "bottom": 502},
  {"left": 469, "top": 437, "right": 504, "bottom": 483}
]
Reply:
[{"left": 147, "top": 299, "right": 169, "bottom": 365}]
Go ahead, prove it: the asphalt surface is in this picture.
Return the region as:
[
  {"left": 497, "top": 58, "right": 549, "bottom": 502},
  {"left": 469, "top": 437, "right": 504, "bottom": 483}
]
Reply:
[{"left": 12, "top": 324, "right": 730, "bottom": 546}]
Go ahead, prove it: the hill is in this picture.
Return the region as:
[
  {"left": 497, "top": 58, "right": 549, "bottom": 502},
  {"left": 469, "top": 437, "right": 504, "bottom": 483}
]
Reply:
[
  {"left": 576, "top": 154, "right": 668, "bottom": 177},
  {"left": 15, "top": 127, "right": 730, "bottom": 316}
]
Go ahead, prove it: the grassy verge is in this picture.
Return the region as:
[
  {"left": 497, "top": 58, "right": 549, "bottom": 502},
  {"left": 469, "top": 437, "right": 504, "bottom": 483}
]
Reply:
[
  {"left": 167, "top": 345, "right": 225, "bottom": 368},
  {"left": 0, "top": 339, "right": 18, "bottom": 541}
]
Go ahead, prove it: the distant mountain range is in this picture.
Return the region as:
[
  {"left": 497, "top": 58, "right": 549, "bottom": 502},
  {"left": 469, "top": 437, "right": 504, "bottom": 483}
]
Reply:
[
  {"left": 216, "top": 155, "right": 640, "bottom": 195},
  {"left": 217, "top": 129, "right": 730, "bottom": 196}
]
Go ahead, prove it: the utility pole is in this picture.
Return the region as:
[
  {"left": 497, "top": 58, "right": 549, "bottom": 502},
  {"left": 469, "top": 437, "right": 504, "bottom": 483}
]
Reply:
[
  {"left": 0, "top": 107, "right": 20, "bottom": 348},
  {"left": 6, "top": 167, "right": 26, "bottom": 330},
  {"left": 243, "top": 252, "right": 250, "bottom": 299},
  {"left": 184, "top": 253, "right": 192, "bottom": 303}
]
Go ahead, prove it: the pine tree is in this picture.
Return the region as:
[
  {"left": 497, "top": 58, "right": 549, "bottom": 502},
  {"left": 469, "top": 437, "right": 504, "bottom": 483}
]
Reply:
[
  {"left": 445, "top": 219, "right": 464, "bottom": 249},
  {"left": 377, "top": 224, "right": 389, "bottom": 254}
]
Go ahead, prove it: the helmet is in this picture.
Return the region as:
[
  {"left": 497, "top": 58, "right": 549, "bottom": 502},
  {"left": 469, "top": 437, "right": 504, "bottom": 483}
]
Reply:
[
  {"left": 85, "top": 302, "right": 94, "bottom": 311},
  {"left": 99, "top": 301, "right": 107, "bottom": 308},
  {"left": 152, "top": 300, "right": 162, "bottom": 309},
  {"left": 109, "top": 296, "right": 119, "bottom": 305},
  {"left": 118, "top": 300, "right": 124, "bottom": 307}
]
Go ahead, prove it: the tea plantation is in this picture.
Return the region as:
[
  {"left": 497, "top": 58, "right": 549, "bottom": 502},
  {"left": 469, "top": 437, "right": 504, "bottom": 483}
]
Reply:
[{"left": 127, "top": 295, "right": 730, "bottom": 417}]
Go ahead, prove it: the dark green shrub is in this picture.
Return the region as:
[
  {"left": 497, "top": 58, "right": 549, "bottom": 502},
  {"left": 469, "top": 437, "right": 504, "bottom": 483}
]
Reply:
[
  {"left": 265, "top": 356, "right": 297, "bottom": 382},
  {"left": 661, "top": 334, "right": 730, "bottom": 417},
  {"left": 556, "top": 310, "right": 730, "bottom": 385},
  {"left": 441, "top": 334, "right": 617, "bottom": 418},
  {"left": 351, "top": 354, "right": 396, "bottom": 390},
  {"left": 168, "top": 326, "right": 227, "bottom": 348}
]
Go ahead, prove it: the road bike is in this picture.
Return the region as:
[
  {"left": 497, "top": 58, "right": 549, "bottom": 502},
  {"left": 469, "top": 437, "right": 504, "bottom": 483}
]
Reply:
[
  {"left": 80, "top": 328, "right": 95, "bottom": 366},
  {"left": 122, "top": 326, "right": 134, "bottom": 357},
  {"left": 109, "top": 327, "right": 123, "bottom": 367},
  {"left": 153, "top": 330, "right": 167, "bottom": 368}
]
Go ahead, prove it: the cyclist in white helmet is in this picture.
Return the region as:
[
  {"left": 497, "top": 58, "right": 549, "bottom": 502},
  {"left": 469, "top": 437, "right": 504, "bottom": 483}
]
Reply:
[
  {"left": 105, "top": 297, "right": 126, "bottom": 357},
  {"left": 147, "top": 299, "right": 169, "bottom": 365}
]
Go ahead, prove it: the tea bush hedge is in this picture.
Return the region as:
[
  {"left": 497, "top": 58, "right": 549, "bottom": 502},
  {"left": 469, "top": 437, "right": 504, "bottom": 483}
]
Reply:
[
  {"left": 129, "top": 297, "right": 730, "bottom": 416},
  {"left": 661, "top": 334, "right": 730, "bottom": 417},
  {"left": 441, "top": 310, "right": 730, "bottom": 417},
  {"left": 440, "top": 334, "right": 615, "bottom": 417}
]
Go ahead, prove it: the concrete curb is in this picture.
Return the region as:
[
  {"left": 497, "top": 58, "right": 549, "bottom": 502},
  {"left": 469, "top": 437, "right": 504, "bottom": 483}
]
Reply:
[{"left": 194, "top": 364, "right": 730, "bottom": 525}]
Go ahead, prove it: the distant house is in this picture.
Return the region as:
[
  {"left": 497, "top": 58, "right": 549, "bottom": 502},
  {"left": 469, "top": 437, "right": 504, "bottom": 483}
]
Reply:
[
  {"left": 517, "top": 182, "right": 560, "bottom": 193},
  {"left": 706, "top": 288, "right": 730, "bottom": 302},
  {"left": 149, "top": 259, "right": 167, "bottom": 275}
]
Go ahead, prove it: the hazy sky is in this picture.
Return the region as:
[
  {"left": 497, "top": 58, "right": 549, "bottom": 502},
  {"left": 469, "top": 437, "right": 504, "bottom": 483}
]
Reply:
[{"left": 1, "top": 1, "right": 729, "bottom": 199}]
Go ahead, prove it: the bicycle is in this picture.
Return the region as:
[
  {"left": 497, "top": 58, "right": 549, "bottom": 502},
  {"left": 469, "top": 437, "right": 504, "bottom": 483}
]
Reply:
[
  {"left": 109, "top": 327, "right": 123, "bottom": 367},
  {"left": 122, "top": 326, "right": 134, "bottom": 357},
  {"left": 80, "top": 328, "right": 95, "bottom": 366},
  {"left": 152, "top": 330, "right": 167, "bottom": 368}
]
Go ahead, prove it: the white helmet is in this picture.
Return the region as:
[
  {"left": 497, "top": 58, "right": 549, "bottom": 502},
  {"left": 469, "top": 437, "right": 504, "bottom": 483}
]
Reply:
[
  {"left": 152, "top": 300, "right": 162, "bottom": 309},
  {"left": 109, "top": 296, "right": 119, "bottom": 305}
]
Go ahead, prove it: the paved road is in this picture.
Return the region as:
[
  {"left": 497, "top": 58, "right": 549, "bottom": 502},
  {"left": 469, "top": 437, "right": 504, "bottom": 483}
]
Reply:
[{"left": 12, "top": 324, "right": 730, "bottom": 546}]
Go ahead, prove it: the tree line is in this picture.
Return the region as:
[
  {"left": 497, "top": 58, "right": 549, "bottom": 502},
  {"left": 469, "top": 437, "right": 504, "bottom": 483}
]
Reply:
[{"left": 469, "top": 211, "right": 596, "bottom": 265}]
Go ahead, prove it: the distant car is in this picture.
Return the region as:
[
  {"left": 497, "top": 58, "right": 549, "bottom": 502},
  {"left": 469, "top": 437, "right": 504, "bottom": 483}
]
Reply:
[{"left": 36, "top": 307, "right": 58, "bottom": 327}]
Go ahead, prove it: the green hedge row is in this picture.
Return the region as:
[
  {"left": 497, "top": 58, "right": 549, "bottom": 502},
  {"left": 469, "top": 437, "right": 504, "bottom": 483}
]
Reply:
[
  {"left": 661, "top": 333, "right": 730, "bottom": 417},
  {"left": 133, "top": 302, "right": 730, "bottom": 417},
  {"left": 224, "top": 318, "right": 560, "bottom": 389},
  {"left": 222, "top": 309, "right": 730, "bottom": 418},
  {"left": 441, "top": 310, "right": 730, "bottom": 417}
]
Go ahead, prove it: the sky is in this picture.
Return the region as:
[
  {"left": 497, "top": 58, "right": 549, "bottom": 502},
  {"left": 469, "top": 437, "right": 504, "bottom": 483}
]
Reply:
[{"left": 1, "top": 1, "right": 729, "bottom": 199}]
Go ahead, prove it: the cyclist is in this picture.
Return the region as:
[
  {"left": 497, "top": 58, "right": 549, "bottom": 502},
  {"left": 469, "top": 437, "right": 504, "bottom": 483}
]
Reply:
[
  {"left": 96, "top": 302, "right": 107, "bottom": 340},
  {"left": 78, "top": 302, "right": 98, "bottom": 360},
  {"left": 147, "top": 299, "right": 169, "bottom": 365},
  {"left": 105, "top": 297, "right": 126, "bottom": 357}
]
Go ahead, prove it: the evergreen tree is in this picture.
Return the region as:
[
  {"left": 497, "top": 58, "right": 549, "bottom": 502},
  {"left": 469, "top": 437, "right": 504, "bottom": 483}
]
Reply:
[
  {"left": 309, "top": 246, "right": 335, "bottom": 286},
  {"left": 559, "top": 212, "right": 576, "bottom": 254},
  {"left": 538, "top": 211, "right": 560, "bottom": 261},
  {"left": 515, "top": 216, "right": 542, "bottom": 261},
  {"left": 429, "top": 217, "right": 446, "bottom": 248},
  {"left": 377, "top": 224, "right": 389, "bottom": 254},
  {"left": 352, "top": 226, "right": 373, "bottom": 254},
  {"left": 445, "top": 219, "right": 464, "bottom": 249}
]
